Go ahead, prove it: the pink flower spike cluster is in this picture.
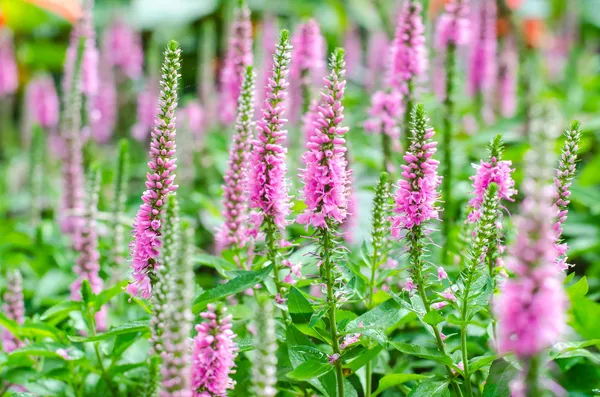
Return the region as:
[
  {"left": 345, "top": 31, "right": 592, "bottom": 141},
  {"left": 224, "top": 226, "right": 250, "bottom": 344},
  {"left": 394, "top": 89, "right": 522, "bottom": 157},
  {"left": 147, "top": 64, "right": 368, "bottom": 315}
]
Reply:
[
  {"left": 249, "top": 30, "right": 293, "bottom": 233},
  {"left": 216, "top": 67, "right": 255, "bottom": 253},
  {"left": 553, "top": 122, "right": 582, "bottom": 271},
  {"left": 102, "top": 18, "right": 144, "bottom": 80},
  {"left": 467, "top": 159, "right": 516, "bottom": 223},
  {"left": 297, "top": 48, "right": 352, "bottom": 229},
  {"left": 364, "top": 90, "right": 403, "bottom": 145},
  {"left": 433, "top": 0, "right": 470, "bottom": 100},
  {"left": 90, "top": 64, "right": 117, "bottom": 143},
  {"left": 391, "top": 105, "right": 442, "bottom": 236},
  {"left": 0, "top": 28, "right": 18, "bottom": 97},
  {"left": 80, "top": 0, "right": 99, "bottom": 99},
  {"left": 191, "top": 305, "right": 238, "bottom": 397},
  {"left": 290, "top": 19, "right": 326, "bottom": 121},
  {"left": 219, "top": 1, "right": 253, "bottom": 125},
  {"left": 388, "top": 0, "right": 428, "bottom": 95},
  {"left": 129, "top": 42, "right": 181, "bottom": 299},
  {"left": 467, "top": 0, "right": 497, "bottom": 98},
  {"left": 1, "top": 270, "right": 25, "bottom": 353},
  {"left": 25, "top": 74, "right": 60, "bottom": 131},
  {"left": 132, "top": 78, "right": 159, "bottom": 142},
  {"left": 495, "top": 130, "right": 566, "bottom": 361},
  {"left": 498, "top": 36, "right": 518, "bottom": 118}
]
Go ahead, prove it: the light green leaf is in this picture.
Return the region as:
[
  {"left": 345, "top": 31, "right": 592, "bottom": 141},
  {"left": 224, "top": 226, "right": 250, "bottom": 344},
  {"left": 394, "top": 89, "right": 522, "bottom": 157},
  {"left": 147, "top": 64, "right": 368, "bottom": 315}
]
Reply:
[
  {"left": 68, "top": 320, "right": 149, "bottom": 342},
  {"left": 391, "top": 342, "right": 452, "bottom": 365},
  {"left": 40, "top": 300, "right": 81, "bottom": 321},
  {"left": 347, "top": 298, "right": 407, "bottom": 331},
  {"left": 192, "top": 264, "right": 274, "bottom": 313},
  {"left": 286, "top": 360, "right": 333, "bottom": 381},
  {"left": 423, "top": 310, "right": 444, "bottom": 326},
  {"left": 9, "top": 343, "right": 83, "bottom": 361},
  {"left": 407, "top": 381, "right": 450, "bottom": 397},
  {"left": 469, "top": 355, "right": 497, "bottom": 373},
  {"left": 194, "top": 253, "right": 237, "bottom": 277},
  {"left": 566, "top": 276, "right": 588, "bottom": 299},
  {"left": 372, "top": 373, "right": 431, "bottom": 397},
  {"left": 95, "top": 281, "right": 128, "bottom": 310}
]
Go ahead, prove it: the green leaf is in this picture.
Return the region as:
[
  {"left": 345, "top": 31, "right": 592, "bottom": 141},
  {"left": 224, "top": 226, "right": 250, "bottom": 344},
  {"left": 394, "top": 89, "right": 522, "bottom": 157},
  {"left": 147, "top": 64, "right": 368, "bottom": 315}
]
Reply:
[
  {"left": 569, "top": 296, "right": 600, "bottom": 340},
  {"left": 288, "top": 286, "right": 314, "bottom": 323},
  {"left": 40, "top": 300, "right": 81, "bottom": 321},
  {"left": 372, "top": 373, "right": 431, "bottom": 397},
  {"left": 469, "top": 355, "right": 497, "bottom": 373},
  {"left": 95, "top": 281, "right": 128, "bottom": 310},
  {"left": 80, "top": 279, "right": 94, "bottom": 305},
  {"left": 391, "top": 342, "right": 452, "bottom": 365},
  {"left": 237, "top": 337, "right": 254, "bottom": 353},
  {"left": 286, "top": 360, "right": 333, "bottom": 381},
  {"left": 9, "top": 343, "right": 83, "bottom": 361},
  {"left": 482, "top": 359, "right": 519, "bottom": 397},
  {"left": 423, "top": 310, "right": 444, "bottom": 326},
  {"left": 407, "top": 381, "right": 450, "bottom": 397},
  {"left": 347, "top": 298, "right": 407, "bottom": 331},
  {"left": 566, "top": 276, "right": 588, "bottom": 299},
  {"left": 344, "top": 345, "right": 383, "bottom": 372},
  {"left": 192, "top": 264, "right": 274, "bottom": 313},
  {"left": 68, "top": 320, "right": 149, "bottom": 342},
  {"left": 465, "top": 273, "right": 493, "bottom": 320}
]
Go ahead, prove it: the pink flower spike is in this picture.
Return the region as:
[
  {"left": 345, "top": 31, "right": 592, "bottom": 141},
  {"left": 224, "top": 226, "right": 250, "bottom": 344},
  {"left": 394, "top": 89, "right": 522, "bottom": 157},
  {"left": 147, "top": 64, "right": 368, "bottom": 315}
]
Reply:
[
  {"left": 0, "top": 29, "right": 18, "bottom": 96},
  {"left": 431, "top": 301, "right": 448, "bottom": 310},
  {"left": 403, "top": 277, "right": 415, "bottom": 295},
  {"left": 437, "top": 266, "right": 448, "bottom": 282},
  {"left": 219, "top": 2, "right": 253, "bottom": 125},
  {"left": 2, "top": 270, "right": 25, "bottom": 353}
]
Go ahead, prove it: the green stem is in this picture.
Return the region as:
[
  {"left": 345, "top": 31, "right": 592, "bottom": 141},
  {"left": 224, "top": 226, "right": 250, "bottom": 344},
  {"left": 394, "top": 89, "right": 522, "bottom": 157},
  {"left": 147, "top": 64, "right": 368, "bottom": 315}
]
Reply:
[
  {"left": 265, "top": 218, "right": 290, "bottom": 322},
  {"left": 366, "top": 238, "right": 381, "bottom": 397},
  {"left": 403, "top": 89, "right": 413, "bottom": 152},
  {"left": 442, "top": 44, "right": 456, "bottom": 266},
  {"left": 322, "top": 228, "right": 345, "bottom": 397},
  {"left": 89, "top": 312, "right": 118, "bottom": 396},
  {"left": 524, "top": 356, "right": 541, "bottom": 397},
  {"left": 382, "top": 131, "right": 392, "bottom": 174}
]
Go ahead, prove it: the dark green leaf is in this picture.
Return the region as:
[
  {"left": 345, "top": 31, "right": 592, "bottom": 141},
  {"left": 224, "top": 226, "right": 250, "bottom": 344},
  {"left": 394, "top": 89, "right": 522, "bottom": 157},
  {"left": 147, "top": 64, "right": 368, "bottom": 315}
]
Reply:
[
  {"left": 192, "top": 264, "right": 274, "bottom": 313},
  {"left": 347, "top": 298, "right": 407, "bottom": 331},
  {"left": 469, "top": 355, "right": 497, "bottom": 373},
  {"left": 95, "top": 281, "right": 128, "bottom": 310},
  {"left": 372, "top": 373, "right": 431, "bottom": 397},
  {"left": 482, "top": 359, "right": 519, "bottom": 397},
  {"left": 289, "top": 286, "right": 314, "bottom": 324},
  {"left": 391, "top": 342, "right": 452, "bottom": 365},
  {"left": 407, "top": 381, "right": 450, "bottom": 397},
  {"left": 194, "top": 253, "right": 237, "bottom": 277},
  {"left": 68, "top": 320, "right": 149, "bottom": 342},
  {"left": 286, "top": 360, "right": 333, "bottom": 381}
]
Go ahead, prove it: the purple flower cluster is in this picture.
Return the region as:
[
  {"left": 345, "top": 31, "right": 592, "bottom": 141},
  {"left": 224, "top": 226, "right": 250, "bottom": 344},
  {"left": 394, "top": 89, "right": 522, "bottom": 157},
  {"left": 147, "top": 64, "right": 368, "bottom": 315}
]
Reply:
[
  {"left": 391, "top": 105, "right": 442, "bottom": 236},
  {"left": 388, "top": 0, "right": 428, "bottom": 95},
  {"left": 90, "top": 65, "right": 117, "bottom": 143},
  {"left": 467, "top": 158, "right": 516, "bottom": 223},
  {"left": 0, "top": 29, "right": 18, "bottom": 97},
  {"left": 495, "top": 131, "right": 566, "bottom": 361},
  {"left": 129, "top": 42, "right": 181, "bottom": 299},
  {"left": 364, "top": 90, "right": 403, "bottom": 146},
  {"left": 249, "top": 31, "right": 292, "bottom": 233},
  {"left": 191, "top": 305, "right": 238, "bottom": 397},
  {"left": 297, "top": 49, "right": 351, "bottom": 229},
  {"left": 102, "top": 18, "right": 144, "bottom": 80},
  {"left": 498, "top": 36, "right": 518, "bottom": 118},
  {"left": 467, "top": 0, "right": 497, "bottom": 98},
  {"left": 25, "top": 74, "right": 60, "bottom": 131},
  {"left": 365, "top": 31, "right": 389, "bottom": 92},
  {"left": 216, "top": 67, "right": 255, "bottom": 253},
  {"left": 219, "top": 2, "right": 253, "bottom": 125},
  {"left": 80, "top": 0, "right": 99, "bottom": 99},
  {"left": 1, "top": 270, "right": 24, "bottom": 353},
  {"left": 290, "top": 19, "right": 326, "bottom": 121},
  {"left": 132, "top": 78, "right": 159, "bottom": 142}
]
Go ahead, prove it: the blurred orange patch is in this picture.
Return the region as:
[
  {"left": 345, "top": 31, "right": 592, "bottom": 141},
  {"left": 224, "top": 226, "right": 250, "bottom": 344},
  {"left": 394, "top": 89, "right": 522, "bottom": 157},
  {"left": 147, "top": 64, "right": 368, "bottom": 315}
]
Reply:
[
  {"left": 523, "top": 18, "right": 545, "bottom": 48},
  {"left": 428, "top": 0, "right": 452, "bottom": 19},
  {"left": 506, "top": 0, "right": 524, "bottom": 10},
  {"left": 23, "top": 0, "right": 81, "bottom": 23}
]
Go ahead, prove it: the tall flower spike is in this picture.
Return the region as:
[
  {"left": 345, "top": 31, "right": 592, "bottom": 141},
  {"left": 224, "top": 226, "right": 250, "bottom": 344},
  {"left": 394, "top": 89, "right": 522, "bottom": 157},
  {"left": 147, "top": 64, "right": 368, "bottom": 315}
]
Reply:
[
  {"left": 111, "top": 140, "right": 129, "bottom": 272},
  {"left": 0, "top": 28, "right": 18, "bottom": 97},
  {"left": 216, "top": 66, "right": 255, "bottom": 257},
  {"left": 388, "top": 0, "right": 428, "bottom": 96},
  {"left": 249, "top": 30, "right": 292, "bottom": 233},
  {"left": 495, "top": 126, "right": 566, "bottom": 396},
  {"left": 129, "top": 41, "right": 181, "bottom": 299},
  {"left": 25, "top": 74, "right": 60, "bottom": 135},
  {"left": 70, "top": 166, "right": 107, "bottom": 331},
  {"left": 467, "top": 134, "right": 516, "bottom": 223},
  {"left": 219, "top": 0, "right": 253, "bottom": 125},
  {"left": 191, "top": 304, "right": 239, "bottom": 397},
  {"left": 433, "top": 0, "right": 470, "bottom": 100},
  {"left": 297, "top": 48, "right": 351, "bottom": 229},
  {"left": 553, "top": 121, "right": 582, "bottom": 271},
  {"left": 289, "top": 19, "right": 326, "bottom": 122},
  {"left": 498, "top": 35, "right": 518, "bottom": 118},
  {"left": 149, "top": 194, "right": 181, "bottom": 378},
  {"left": 467, "top": 0, "right": 497, "bottom": 100},
  {"left": 390, "top": 104, "right": 442, "bottom": 236},
  {"left": 252, "top": 296, "right": 278, "bottom": 397},
  {"left": 59, "top": 22, "right": 86, "bottom": 239},
  {"left": 90, "top": 58, "right": 117, "bottom": 143},
  {"left": 1, "top": 270, "right": 25, "bottom": 353},
  {"left": 80, "top": 0, "right": 98, "bottom": 98},
  {"left": 102, "top": 18, "right": 144, "bottom": 80},
  {"left": 158, "top": 213, "right": 194, "bottom": 397},
  {"left": 368, "top": 172, "right": 392, "bottom": 305}
]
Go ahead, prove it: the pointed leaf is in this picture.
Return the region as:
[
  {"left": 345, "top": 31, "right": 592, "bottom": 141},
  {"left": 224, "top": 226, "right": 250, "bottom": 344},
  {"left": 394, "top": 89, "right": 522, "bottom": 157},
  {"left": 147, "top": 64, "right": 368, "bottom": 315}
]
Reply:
[{"left": 372, "top": 373, "right": 432, "bottom": 397}]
